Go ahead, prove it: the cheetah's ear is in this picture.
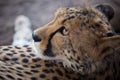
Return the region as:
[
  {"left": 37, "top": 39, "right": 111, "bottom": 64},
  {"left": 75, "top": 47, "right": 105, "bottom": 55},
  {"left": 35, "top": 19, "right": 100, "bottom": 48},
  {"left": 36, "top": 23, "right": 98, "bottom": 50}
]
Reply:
[{"left": 95, "top": 4, "right": 114, "bottom": 21}]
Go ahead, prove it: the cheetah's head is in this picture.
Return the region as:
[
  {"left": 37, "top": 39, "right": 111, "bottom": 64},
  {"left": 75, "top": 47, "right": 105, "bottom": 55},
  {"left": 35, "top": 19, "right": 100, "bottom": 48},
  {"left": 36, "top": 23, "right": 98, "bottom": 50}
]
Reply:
[{"left": 33, "top": 4, "right": 120, "bottom": 74}]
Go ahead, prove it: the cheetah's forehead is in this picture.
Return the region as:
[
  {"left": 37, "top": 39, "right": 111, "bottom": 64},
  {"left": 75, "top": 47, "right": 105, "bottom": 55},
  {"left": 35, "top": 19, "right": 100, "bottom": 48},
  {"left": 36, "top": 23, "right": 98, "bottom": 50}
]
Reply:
[{"left": 55, "top": 6, "right": 103, "bottom": 18}]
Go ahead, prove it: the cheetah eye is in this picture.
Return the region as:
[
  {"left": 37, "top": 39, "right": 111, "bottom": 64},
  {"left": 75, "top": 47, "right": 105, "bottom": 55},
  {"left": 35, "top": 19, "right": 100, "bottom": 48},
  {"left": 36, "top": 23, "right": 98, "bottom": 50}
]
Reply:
[{"left": 59, "top": 26, "right": 69, "bottom": 36}]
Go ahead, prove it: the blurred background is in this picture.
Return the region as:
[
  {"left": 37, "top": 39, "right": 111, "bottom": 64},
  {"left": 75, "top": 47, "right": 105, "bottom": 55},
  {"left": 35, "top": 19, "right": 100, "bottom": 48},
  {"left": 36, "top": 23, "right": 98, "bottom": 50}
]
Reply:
[{"left": 0, "top": 0, "right": 120, "bottom": 45}]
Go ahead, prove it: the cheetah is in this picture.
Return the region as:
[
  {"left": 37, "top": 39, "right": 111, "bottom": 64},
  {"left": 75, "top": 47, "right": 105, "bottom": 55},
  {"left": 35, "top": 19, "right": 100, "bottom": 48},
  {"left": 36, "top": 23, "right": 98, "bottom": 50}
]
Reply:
[
  {"left": 0, "top": 4, "right": 120, "bottom": 80},
  {"left": 33, "top": 3, "right": 120, "bottom": 79}
]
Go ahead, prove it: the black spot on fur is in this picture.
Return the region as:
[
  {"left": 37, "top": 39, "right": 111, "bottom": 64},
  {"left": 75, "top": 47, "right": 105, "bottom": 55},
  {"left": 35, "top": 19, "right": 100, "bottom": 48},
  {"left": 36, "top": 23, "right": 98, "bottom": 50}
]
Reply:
[
  {"left": 68, "top": 50, "right": 70, "bottom": 53},
  {"left": 24, "top": 71, "right": 32, "bottom": 75},
  {"left": 0, "top": 76, "right": 5, "bottom": 79},
  {"left": 1, "top": 66, "right": 6, "bottom": 69},
  {"left": 15, "top": 46, "right": 21, "bottom": 49},
  {"left": 6, "top": 74, "right": 15, "bottom": 79},
  {"left": 6, "top": 53, "right": 13, "bottom": 56},
  {"left": 3, "top": 48, "right": 9, "bottom": 51},
  {"left": 39, "top": 74, "right": 46, "bottom": 78},
  {"left": 23, "top": 65, "right": 28, "bottom": 68},
  {"left": 9, "top": 67, "right": 15, "bottom": 70},
  {"left": 56, "top": 69, "right": 63, "bottom": 76},
  {"left": 3, "top": 56, "right": 10, "bottom": 61},
  {"left": 30, "top": 53, "right": 36, "bottom": 57},
  {"left": 45, "top": 63, "right": 53, "bottom": 67},
  {"left": 52, "top": 76, "right": 59, "bottom": 80},
  {"left": 0, "top": 70, "right": 5, "bottom": 72},
  {"left": 12, "top": 58, "right": 18, "bottom": 61},
  {"left": 77, "top": 56, "right": 80, "bottom": 60},
  {"left": 31, "top": 70, "right": 39, "bottom": 73},
  {"left": 30, "top": 65, "right": 39, "bottom": 69},
  {"left": 32, "top": 58, "right": 39, "bottom": 62},
  {"left": 30, "top": 77, "right": 37, "bottom": 80},
  {"left": 16, "top": 67, "right": 23, "bottom": 70},
  {"left": 27, "top": 49, "right": 32, "bottom": 52},
  {"left": 31, "top": 66, "right": 36, "bottom": 68},
  {"left": 6, "top": 70, "right": 11, "bottom": 73},
  {"left": 20, "top": 54, "right": 26, "bottom": 57},
  {"left": 42, "top": 69, "right": 50, "bottom": 73},
  {"left": 17, "top": 73, "right": 24, "bottom": 77},
  {"left": 49, "top": 69, "right": 55, "bottom": 73},
  {"left": 22, "top": 58, "right": 29, "bottom": 63},
  {"left": 35, "top": 64, "right": 41, "bottom": 67},
  {"left": 71, "top": 49, "right": 76, "bottom": 55}
]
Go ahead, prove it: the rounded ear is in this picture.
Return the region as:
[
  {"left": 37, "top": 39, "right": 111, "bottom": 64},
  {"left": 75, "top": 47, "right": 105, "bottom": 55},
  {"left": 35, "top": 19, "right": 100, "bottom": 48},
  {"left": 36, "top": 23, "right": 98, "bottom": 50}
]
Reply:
[{"left": 95, "top": 4, "right": 114, "bottom": 21}]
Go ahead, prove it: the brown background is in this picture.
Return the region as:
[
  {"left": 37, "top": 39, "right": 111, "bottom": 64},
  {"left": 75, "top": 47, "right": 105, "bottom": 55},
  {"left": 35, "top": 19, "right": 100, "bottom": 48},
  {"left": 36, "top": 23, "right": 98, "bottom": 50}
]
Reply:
[{"left": 0, "top": 0, "right": 120, "bottom": 45}]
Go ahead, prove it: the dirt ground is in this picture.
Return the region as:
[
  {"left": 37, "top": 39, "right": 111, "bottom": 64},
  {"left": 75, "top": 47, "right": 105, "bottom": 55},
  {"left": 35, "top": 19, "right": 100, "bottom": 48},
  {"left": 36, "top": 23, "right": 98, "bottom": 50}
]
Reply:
[{"left": 0, "top": 0, "right": 120, "bottom": 45}]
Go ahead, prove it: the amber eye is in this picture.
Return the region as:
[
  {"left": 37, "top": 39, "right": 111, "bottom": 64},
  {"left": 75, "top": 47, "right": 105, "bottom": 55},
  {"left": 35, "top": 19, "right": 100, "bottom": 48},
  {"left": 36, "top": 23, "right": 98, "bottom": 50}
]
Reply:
[
  {"left": 63, "top": 28, "right": 69, "bottom": 35},
  {"left": 59, "top": 26, "right": 69, "bottom": 36}
]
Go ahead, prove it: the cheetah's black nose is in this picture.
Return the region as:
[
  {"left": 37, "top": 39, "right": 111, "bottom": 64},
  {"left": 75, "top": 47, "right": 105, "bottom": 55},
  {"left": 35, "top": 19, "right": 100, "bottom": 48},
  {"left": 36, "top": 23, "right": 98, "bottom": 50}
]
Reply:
[
  {"left": 106, "top": 32, "right": 116, "bottom": 37},
  {"left": 32, "top": 32, "right": 41, "bottom": 42}
]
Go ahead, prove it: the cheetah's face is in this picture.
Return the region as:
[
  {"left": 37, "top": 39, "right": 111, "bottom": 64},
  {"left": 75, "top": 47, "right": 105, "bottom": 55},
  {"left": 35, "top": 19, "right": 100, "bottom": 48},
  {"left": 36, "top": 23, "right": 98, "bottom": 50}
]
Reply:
[{"left": 33, "top": 4, "right": 117, "bottom": 73}]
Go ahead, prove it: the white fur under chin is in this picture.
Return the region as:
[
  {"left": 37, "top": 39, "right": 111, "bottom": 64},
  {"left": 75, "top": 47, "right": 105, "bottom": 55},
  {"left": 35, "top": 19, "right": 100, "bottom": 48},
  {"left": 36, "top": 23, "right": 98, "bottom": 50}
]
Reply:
[{"left": 34, "top": 42, "right": 83, "bottom": 72}]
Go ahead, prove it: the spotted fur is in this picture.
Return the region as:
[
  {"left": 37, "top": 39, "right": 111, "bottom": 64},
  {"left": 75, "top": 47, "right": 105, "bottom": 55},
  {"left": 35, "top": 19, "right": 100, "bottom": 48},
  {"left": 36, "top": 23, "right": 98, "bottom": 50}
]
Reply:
[{"left": 0, "top": 45, "right": 83, "bottom": 80}]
